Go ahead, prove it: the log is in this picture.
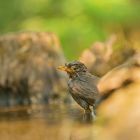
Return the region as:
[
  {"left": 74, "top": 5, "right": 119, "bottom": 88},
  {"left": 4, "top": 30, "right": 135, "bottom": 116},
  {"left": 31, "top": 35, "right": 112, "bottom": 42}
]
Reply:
[{"left": 94, "top": 54, "right": 140, "bottom": 140}]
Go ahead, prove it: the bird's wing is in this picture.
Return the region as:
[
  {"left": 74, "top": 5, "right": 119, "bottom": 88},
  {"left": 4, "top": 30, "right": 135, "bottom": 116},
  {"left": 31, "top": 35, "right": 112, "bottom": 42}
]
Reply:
[{"left": 71, "top": 78, "right": 99, "bottom": 104}]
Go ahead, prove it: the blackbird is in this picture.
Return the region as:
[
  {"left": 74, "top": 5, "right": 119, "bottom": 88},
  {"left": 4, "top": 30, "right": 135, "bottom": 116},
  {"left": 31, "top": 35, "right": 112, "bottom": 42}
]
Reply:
[{"left": 58, "top": 61, "right": 99, "bottom": 118}]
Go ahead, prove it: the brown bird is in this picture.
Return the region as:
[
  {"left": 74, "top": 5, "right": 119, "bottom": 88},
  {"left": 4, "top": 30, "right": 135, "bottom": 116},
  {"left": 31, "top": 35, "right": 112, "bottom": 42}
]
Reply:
[{"left": 58, "top": 61, "right": 100, "bottom": 119}]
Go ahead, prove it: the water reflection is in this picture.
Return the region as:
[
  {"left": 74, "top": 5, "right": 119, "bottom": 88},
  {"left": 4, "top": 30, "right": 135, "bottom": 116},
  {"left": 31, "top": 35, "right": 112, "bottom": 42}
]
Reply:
[
  {"left": 0, "top": 109, "right": 30, "bottom": 121},
  {"left": 0, "top": 105, "right": 96, "bottom": 140}
]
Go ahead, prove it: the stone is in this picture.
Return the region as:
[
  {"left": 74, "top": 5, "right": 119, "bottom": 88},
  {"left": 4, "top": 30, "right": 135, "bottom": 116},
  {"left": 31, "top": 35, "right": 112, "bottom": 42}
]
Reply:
[{"left": 0, "top": 32, "right": 67, "bottom": 106}]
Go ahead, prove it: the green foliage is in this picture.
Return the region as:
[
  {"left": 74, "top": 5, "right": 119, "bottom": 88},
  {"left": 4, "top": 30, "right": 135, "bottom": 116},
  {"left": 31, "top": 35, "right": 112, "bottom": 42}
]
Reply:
[{"left": 0, "top": 0, "right": 139, "bottom": 60}]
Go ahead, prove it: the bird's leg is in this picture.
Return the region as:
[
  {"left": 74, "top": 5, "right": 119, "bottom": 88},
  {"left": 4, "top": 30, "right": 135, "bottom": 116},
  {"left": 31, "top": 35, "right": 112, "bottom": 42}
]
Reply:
[
  {"left": 92, "top": 104, "right": 96, "bottom": 120},
  {"left": 93, "top": 104, "right": 96, "bottom": 115},
  {"left": 83, "top": 107, "right": 93, "bottom": 122}
]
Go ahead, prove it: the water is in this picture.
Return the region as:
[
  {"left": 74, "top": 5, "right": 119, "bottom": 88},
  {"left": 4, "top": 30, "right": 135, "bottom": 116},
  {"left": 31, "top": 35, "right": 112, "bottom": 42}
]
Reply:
[{"left": 0, "top": 105, "right": 97, "bottom": 140}]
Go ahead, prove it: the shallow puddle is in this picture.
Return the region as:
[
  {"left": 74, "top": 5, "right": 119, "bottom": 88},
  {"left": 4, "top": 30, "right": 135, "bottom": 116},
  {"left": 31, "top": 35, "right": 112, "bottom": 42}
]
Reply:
[{"left": 0, "top": 105, "right": 98, "bottom": 140}]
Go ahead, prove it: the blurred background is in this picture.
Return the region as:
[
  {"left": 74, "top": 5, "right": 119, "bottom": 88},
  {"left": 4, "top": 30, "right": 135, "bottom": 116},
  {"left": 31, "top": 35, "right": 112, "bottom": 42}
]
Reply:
[
  {"left": 0, "top": 0, "right": 140, "bottom": 60},
  {"left": 0, "top": 0, "right": 140, "bottom": 140}
]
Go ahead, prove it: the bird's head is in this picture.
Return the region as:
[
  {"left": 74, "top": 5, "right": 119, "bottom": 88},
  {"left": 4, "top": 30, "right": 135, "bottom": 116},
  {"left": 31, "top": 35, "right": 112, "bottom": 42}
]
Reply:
[{"left": 58, "top": 61, "right": 87, "bottom": 78}]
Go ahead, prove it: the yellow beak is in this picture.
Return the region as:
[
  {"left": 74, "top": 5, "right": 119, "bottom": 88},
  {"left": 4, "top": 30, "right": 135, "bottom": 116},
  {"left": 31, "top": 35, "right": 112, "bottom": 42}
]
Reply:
[{"left": 57, "top": 66, "right": 74, "bottom": 73}]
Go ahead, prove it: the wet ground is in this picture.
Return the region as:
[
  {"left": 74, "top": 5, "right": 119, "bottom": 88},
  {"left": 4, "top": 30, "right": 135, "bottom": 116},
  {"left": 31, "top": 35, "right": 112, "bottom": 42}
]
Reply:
[{"left": 0, "top": 105, "right": 98, "bottom": 140}]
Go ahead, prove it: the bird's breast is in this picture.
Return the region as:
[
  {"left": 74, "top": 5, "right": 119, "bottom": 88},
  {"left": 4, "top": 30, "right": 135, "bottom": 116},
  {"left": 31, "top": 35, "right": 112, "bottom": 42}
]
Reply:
[
  {"left": 68, "top": 80, "right": 74, "bottom": 90},
  {"left": 68, "top": 80, "right": 78, "bottom": 95}
]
